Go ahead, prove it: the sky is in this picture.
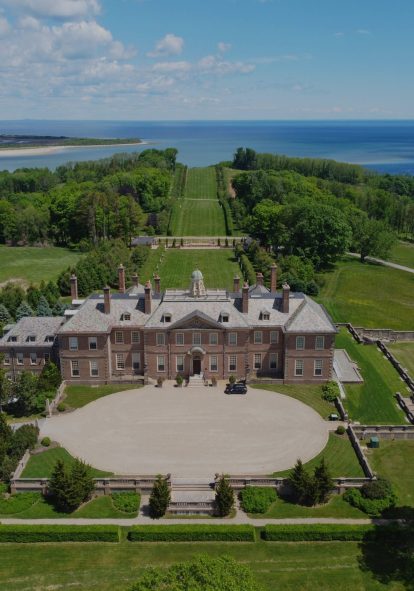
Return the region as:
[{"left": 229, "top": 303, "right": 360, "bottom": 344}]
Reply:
[{"left": 0, "top": 0, "right": 413, "bottom": 120}]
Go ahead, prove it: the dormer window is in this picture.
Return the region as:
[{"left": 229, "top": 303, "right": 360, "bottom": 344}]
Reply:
[
  {"left": 121, "top": 312, "right": 131, "bottom": 321},
  {"left": 8, "top": 336, "right": 17, "bottom": 343},
  {"left": 220, "top": 313, "right": 229, "bottom": 323},
  {"left": 45, "top": 335, "right": 54, "bottom": 343},
  {"left": 163, "top": 314, "right": 172, "bottom": 323},
  {"left": 27, "top": 335, "right": 36, "bottom": 343},
  {"left": 260, "top": 312, "right": 270, "bottom": 321}
]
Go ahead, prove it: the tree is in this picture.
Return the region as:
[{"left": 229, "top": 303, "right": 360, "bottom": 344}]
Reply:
[
  {"left": 0, "top": 359, "right": 12, "bottom": 413},
  {"left": 26, "top": 285, "right": 42, "bottom": 310},
  {"left": 10, "top": 371, "right": 40, "bottom": 416},
  {"left": 37, "top": 362, "right": 62, "bottom": 392},
  {"left": 52, "top": 301, "right": 67, "bottom": 316},
  {"left": 149, "top": 475, "right": 171, "bottom": 518},
  {"left": 288, "top": 459, "right": 311, "bottom": 504},
  {"left": 215, "top": 475, "right": 234, "bottom": 517},
  {"left": 15, "top": 301, "right": 34, "bottom": 321},
  {"left": 0, "top": 303, "right": 11, "bottom": 325},
  {"left": 49, "top": 458, "right": 94, "bottom": 513},
  {"left": 37, "top": 295, "right": 52, "bottom": 317},
  {"left": 313, "top": 458, "right": 332, "bottom": 504},
  {"left": 129, "top": 555, "right": 263, "bottom": 591},
  {"left": 49, "top": 460, "right": 70, "bottom": 511},
  {"left": 0, "top": 283, "right": 25, "bottom": 318},
  {"left": 350, "top": 212, "right": 396, "bottom": 262}
]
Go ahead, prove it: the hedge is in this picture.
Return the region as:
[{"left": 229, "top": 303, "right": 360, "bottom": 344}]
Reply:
[
  {"left": 262, "top": 524, "right": 374, "bottom": 542},
  {"left": 128, "top": 525, "right": 255, "bottom": 542},
  {"left": 239, "top": 254, "right": 256, "bottom": 286},
  {"left": 239, "top": 487, "right": 277, "bottom": 514},
  {"left": 0, "top": 525, "right": 120, "bottom": 543}
]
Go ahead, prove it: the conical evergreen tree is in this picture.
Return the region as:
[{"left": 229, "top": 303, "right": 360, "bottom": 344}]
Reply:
[
  {"left": 288, "top": 459, "right": 312, "bottom": 504},
  {"left": 149, "top": 475, "right": 171, "bottom": 518},
  {"left": 52, "top": 301, "right": 67, "bottom": 316},
  {"left": 0, "top": 304, "right": 11, "bottom": 325},
  {"left": 37, "top": 295, "right": 52, "bottom": 317},
  {"left": 26, "top": 285, "right": 41, "bottom": 310},
  {"left": 67, "top": 459, "right": 95, "bottom": 510},
  {"left": 15, "top": 301, "right": 34, "bottom": 321},
  {"left": 215, "top": 474, "right": 234, "bottom": 517},
  {"left": 314, "top": 458, "right": 332, "bottom": 504},
  {"left": 49, "top": 459, "right": 70, "bottom": 512}
]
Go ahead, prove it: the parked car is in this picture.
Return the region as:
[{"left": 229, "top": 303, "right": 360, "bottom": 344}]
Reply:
[
  {"left": 225, "top": 383, "right": 247, "bottom": 395},
  {"left": 328, "top": 413, "right": 339, "bottom": 421}
]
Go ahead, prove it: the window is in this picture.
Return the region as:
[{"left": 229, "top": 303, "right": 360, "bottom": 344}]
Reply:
[
  {"left": 115, "top": 331, "right": 124, "bottom": 344},
  {"left": 296, "top": 336, "right": 305, "bottom": 350},
  {"left": 209, "top": 332, "right": 218, "bottom": 345},
  {"left": 254, "top": 331, "right": 262, "bottom": 344},
  {"left": 116, "top": 353, "right": 125, "bottom": 370},
  {"left": 30, "top": 352, "right": 37, "bottom": 365},
  {"left": 220, "top": 313, "right": 229, "bottom": 323},
  {"left": 71, "top": 360, "right": 80, "bottom": 377},
  {"left": 132, "top": 331, "right": 140, "bottom": 344},
  {"left": 69, "top": 336, "right": 78, "bottom": 351},
  {"left": 193, "top": 332, "right": 201, "bottom": 345},
  {"left": 176, "top": 332, "right": 184, "bottom": 346},
  {"left": 16, "top": 352, "right": 24, "bottom": 365},
  {"left": 254, "top": 353, "right": 262, "bottom": 370},
  {"left": 121, "top": 313, "right": 131, "bottom": 321},
  {"left": 3, "top": 353, "right": 10, "bottom": 365},
  {"left": 270, "top": 331, "right": 279, "bottom": 344},
  {"left": 315, "top": 336, "right": 325, "bottom": 350},
  {"left": 176, "top": 355, "right": 184, "bottom": 372},
  {"left": 132, "top": 353, "right": 140, "bottom": 372},
  {"left": 156, "top": 333, "right": 165, "bottom": 346},
  {"left": 228, "top": 355, "right": 237, "bottom": 372},
  {"left": 157, "top": 355, "right": 165, "bottom": 372},
  {"left": 90, "top": 360, "right": 99, "bottom": 377},
  {"left": 295, "top": 359, "right": 304, "bottom": 376},
  {"left": 314, "top": 359, "right": 323, "bottom": 376},
  {"left": 44, "top": 353, "right": 50, "bottom": 364},
  {"left": 269, "top": 353, "right": 278, "bottom": 369},
  {"left": 88, "top": 336, "right": 97, "bottom": 350},
  {"left": 8, "top": 336, "right": 17, "bottom": 343},
  {"left": 45, "top": 335, "right": 54, "bottom": 343},
  {"left": 163, "top": 314, "right": 172, "bottom": 323},
  {"left": 260, "top": 311, "right": 270, "bottom": 321},
  {"left": 210, "top": 355, "right": 218, "bottom": 372},
  {"left": 27, "top": 335, "right": 36, "bottom": 343},
  {"left": 229, "top": 332, "right": 237, "bottom": 346}
]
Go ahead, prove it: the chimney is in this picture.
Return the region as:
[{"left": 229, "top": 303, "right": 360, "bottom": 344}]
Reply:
[
  {"left": 103, "top": 286, "right": 111, "bottom": 314},
  {"left": 154, "top": 274, "right": 161, "bottom": 295},
  {"left": 118, "top": 264, "right": 126, "bottom": 294},
  {"left": 242, "top": 282, "right": 249, "bottom": 314},
  {"left": 256, "top": 272, "right": 264, "bottom": 286},
  {"left": 233, "top": 275, "right": 240, "bottom": 292},
  {"left": 132, "top": 273, "right": 139, "bottom": 288},
  {"left": 70, "top": 274, "right": 78, "bottom": 300},
  {"left": 270, "top": 263, "right": 277, "bottom": 293},
  {"left": 144, "top": 280, "right": 152, "bottom": 315},
  {"left": 282, "top": 283, "right": 290, "bottom": 314}
]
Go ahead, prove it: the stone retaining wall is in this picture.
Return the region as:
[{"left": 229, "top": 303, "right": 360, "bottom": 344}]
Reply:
[
  {"left": 347, "top": 425, "right": 375, "bottom": 479},
  {"left": 353, "top": 424, "right": 414, "bottom": 440}
]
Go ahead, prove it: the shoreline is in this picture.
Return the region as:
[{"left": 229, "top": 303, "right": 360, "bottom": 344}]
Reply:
[{"left": 0, "top": 141, "right": 147, "bottom": 158}]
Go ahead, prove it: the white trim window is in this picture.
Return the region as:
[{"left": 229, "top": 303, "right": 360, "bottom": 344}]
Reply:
[
  {"left": 132, "top": 331, "right": 140, "bottom": 344},
  {"left": 3, "top": 353, "right": 10, "bottom": 365},
  {"left": 296, "top": 336, "right": 305, "bottom": 350},
  {"left": 228, "top": 355, "right": 237, "bottom": 372},
  {"left": 156, "top": 333, "right": 165, "bottom": 346},
  {"left": 157, "top": 355, "right": 165, "bottom": 372},
  {"left": 228, "top": 332, "right": 237, "bottom": 346},
  {"left": 295, "top": 359, "right": 304, "bottom": 376},
  {"left": 116, "top": 353, "right": 125, "bottom": 370},
  {"left": 88, "top": 336, "right": 97, "bottom": 350},
  {"left": 314, "top": 359, "right": 323, "bottom": 376},
  {"left": 210, "top": 355, "right": 218, "bottom": 372},
  {"left": 176, "top": 332, "right": 184, "bottom": 346},
  {"left": 270, "top": 331, "right": 279, "bottom": 344},
  {"left": 176, "top": 355, "right": 184, "bottom": 372},
  {"left": 209, "top": 332, "right": 218, "bottom": 345},
  {"left": 254, "top": 353, "right": 262, "bottom": 370},
  {"left": 193, "top": 332, "right": 201, "bottom": 346},
  {"left": 269, "top": 353, "right": 278, "bottom": 370},
  {"left": 71, "top": 360, "right": 80, "bottom": 377},
  {"left": 132, "top": 353, "right": 140, "bottom": 372},
  {"left": 115, "top": 331, "right": 124, "bottom": 344},
  {"left": 16, "top": 352, "right": 24, "bottom": 365},
  {"left": 254, "top": 331, "right": 262, "bottom": 344},
  {"left": 315, "top": 336, "right": 325, "bottom": 350},
  {"left": 30, "top": 352, "right": 37, "bottom": 365},
  {"left": 69, "top": 336, "right": 78, "bottom": 351},
  {"left": 90, "top": 360, "right": 99, "bottom": 377}
]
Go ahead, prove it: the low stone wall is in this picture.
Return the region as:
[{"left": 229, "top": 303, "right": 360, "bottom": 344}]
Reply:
[
  {"left": 11, "top": 449, "right": 31, "bottom": 480},
  {"left": 354, "top": 327, "right": 414, "bottom": 342},
  {"left": 218, "top": 474, "right": 371, "bottom": 494},
  {"left": 334, "top": 397, "right": 348, "bottom": 421},
  {"left": 377, "top": 341, "right": 414, "bottom": 393},
  {"left": 353, "top": 424, "right": 414, "bottom": 440},
  {"left": 347, "top": 425, "right": 375, "bottom": 479},
  {"left": 395, "top": 394, "right": 414, "bottom": 424}
]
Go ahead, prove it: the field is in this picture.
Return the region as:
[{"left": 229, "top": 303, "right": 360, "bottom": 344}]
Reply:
[
  {"left": 387, "top": 240, "right": 414, "bottom": 268},
  {"left": 0, "top": 540, "right": 406, "bottom": 591},
  {"left": 138, "top": 248, "right": 241, "bottom": 291},
  {"left": 0, "top": 246, "right": 81, "bottom": 286},
  {"left": 253, "top": 383, "right": 335, "bottom": 418},
  {"left": 336, "top": 329, "right": 407, "bottom": 424},
  {"left": 317, "top": 258, "right": 414, "bottom": 330},
  {"left": 21, "top": 447, "right": 112, "bottom": 479},
  {"left": 64, "top": 384, "right": 138, "bottom": 409},
  {"left": 169, "top": 167, "right": 227, "bottom": 235},
  {"left": 388, "top": 342, "right": 414, "bottom": 378},
  {"left": 367, "top": 440, "right": 414, "bottom": 507},
  {"left": 253, "top": 493, "right": 366, "bottom": 519}
]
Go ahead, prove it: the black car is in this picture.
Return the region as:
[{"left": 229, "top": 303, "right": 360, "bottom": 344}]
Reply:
[{"left": 225, "top": 383, "right": 247, "bottom": 395}]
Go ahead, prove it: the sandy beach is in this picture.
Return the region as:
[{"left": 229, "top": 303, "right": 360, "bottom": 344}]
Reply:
[{"left": 0, "top": 141, "right": 146, "bottom": 158}]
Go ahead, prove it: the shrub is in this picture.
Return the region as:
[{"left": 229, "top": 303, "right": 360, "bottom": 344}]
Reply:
[
  {"left": 239, "top": 487, "right": 277, "bottom": 514},
  {"left": 41, "top": 437, "right": 51, "bottom": 447},
  {"left": 9, "top": 424, "right": 39, "bottom": 458},
  {"left": 0, "top": 525, "right": 120, "bottom": 543},
  {"left": 149, "top": 475, "right": 170, "bottom": 518},
  {"left": 336, "top": 425, "right": 346, "bottom": 435},
  {"left": 0, "top": 493, "right": 39, "bottom": 515},
  {"left": 343, "top": 488, "right": 396, "bottom": 517},
  {"left": 57, "top": 402, "right": 67, "bottom": 412},
  {"left": 228, "top": 375, "right": 236, "bottom": 384},
  {"left": 322, "top": 381, "right": 340, "bottom": 402},
  {"left": 112, "top": 492, "right": 140, "bottom": 514},
  {"left": 263, "top": 524, "right": 373, "bottom": 541},
  {"left": 175, "top": 374, "right": 183, "bottom": 387},
  {"left": 128, "top": 525, "right": 255, "bottom": 542},
  {"left": 361, "top": 478, "right": 393, "bottom": 500},
  {"left": 215, "top": 475, "right": 234, "bottom": 517},
  {"left": 157, "top": 377, "right": 164, "bottom": 388}
]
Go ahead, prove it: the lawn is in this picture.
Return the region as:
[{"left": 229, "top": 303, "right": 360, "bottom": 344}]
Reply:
[
  {"left": 250, "top": 493, "right": 366, "bottom": 519},
  {"left": 386, "top": 240, "right": 414, "bottom": 268},
  {"left": 272, "top": 433, "right": 365, "bottom": 478},
  {"left": 0, "top": 540, "right": 405, "bottom": 591},
  {"left": 336, "top": 328, "right": 407, "bottom": 424},
  {"left": 317, "top": 258, "right": 414, "bottom": 330},
  {"left": 64, "top": 384, "right": 138, "bottom": 409},
  {"left": 170, "top": 198, "right": 226, "bottom": 235},
  {"left": 253, "top": 383, "right": 335, "bottom": 418},
  {"left": 388, "top": 341, "right": 414, "bottom": 378},
  {"left": 184, "top": 167, "right": 217, "bottom": 199},
  {"left": 367, "top": 440, "right": 414, "bottom": 507},
  {"left": 0, "top": 245, "right": 81, "bottom": 286},
  {"left": 21, "top": 447, "right": 113, "bottom": 478}
]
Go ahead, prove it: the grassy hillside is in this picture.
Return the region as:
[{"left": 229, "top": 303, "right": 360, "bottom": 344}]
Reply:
[
  {"left": 388, "top": 342, "right": 414, "bottom": 377},
  {"left": 387, "top": 240, "right": 414, "bottom": 268}
]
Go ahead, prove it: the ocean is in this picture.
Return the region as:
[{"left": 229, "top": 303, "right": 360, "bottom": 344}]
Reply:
[{"left": 0, "top": 120, "right": 414, "bottom": 175}]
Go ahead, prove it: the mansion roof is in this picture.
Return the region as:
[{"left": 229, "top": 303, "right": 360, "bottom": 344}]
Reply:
[{"left": 0, "top": 317, "right": 64, "bottom": 347}]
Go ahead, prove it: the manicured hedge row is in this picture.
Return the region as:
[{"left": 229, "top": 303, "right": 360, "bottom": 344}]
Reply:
[
  {"left": 128, "top": 525, "right": 255, "bottom": 542},
  {"left": 262, "top": 524, "right": 373, "bottom": 541},
  {"left": 0, "top": 525, "right": 120, "bottom": 543}
]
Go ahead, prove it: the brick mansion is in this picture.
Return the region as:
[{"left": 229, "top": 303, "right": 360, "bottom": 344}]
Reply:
[{"left": 0, "top": 264, "right": 337, "bottom": 384}]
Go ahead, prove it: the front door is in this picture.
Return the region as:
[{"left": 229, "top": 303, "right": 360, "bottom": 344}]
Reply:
[{"left": 193, "top": 358, "right": 201, "bottom": 375}]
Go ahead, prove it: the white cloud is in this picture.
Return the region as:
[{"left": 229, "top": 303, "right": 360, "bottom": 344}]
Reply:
[
  {"left": 0, "top": 15, "right": 10, "bottom": 36},
  {"left": 198, "top": 55, "right": 255, "bottom": 75},
  {"left": 356, "top": 29, "right": 372, "bottom": 35},
  {"left": 153, "top": 61, "right": 191, "bottom": 73},
  {"left": 147, "top": 33, "right": 184, "bottom": 57},
  {"left": 0, "top": 0, "right": 101, "bottom": 19},
  {"left": 217, "top": 42, "right": 231, "bottom": 54}
]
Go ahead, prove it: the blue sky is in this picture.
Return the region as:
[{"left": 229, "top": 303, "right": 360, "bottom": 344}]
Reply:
[{"left": 0, "top": 0, "right": 413, "bottom": 119}]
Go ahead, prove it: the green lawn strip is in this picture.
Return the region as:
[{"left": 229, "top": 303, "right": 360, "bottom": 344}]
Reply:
[
  {"left": 170, "top": 197, "right": 226, "bottom": 235},
  {"left": 386, "top": 240, "right": 414, "bottom": 268},
  {"left": 367, "top": 440, "right": 414, "bottom": 507},
  {"left": 64, "top": 384, "right": 138, "bottom": 409},
  {"left": 272, "top": 433, "right": 365, "bottom": 478},
  {"left": 0, "top": 540, "right": 395, "bottom": 591},
  {"left": 0, "top": 245, "right": 81, "bottom": 286},
  {"left": 21, "top": 447, "right": 113, "bottom": 478},
  {"left": 387, "top": 342, "right": 414, "bottom": 379},
  {"left": 317, "top": 258, "right": 414, "bottom": 330},
  {"left": 250, "top": 494, "right": 366, "bottom": 519},
  {"left": 252, "top": 383, "right": 334, "bottom": 418},
  {"left": 184, "top": 167, "right": 217, "bottom": 199},
  {"left": 336, "top": 329, "right": 407, "bottom": 424}
]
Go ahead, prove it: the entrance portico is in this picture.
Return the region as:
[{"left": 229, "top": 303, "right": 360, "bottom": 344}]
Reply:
[{"left": 189, "top": 346, "right": 206, "bottom": 376}]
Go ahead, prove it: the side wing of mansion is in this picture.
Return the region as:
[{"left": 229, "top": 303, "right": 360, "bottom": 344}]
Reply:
[{"left": 0, "top": 264, "right": 337, "bottom": 385}]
